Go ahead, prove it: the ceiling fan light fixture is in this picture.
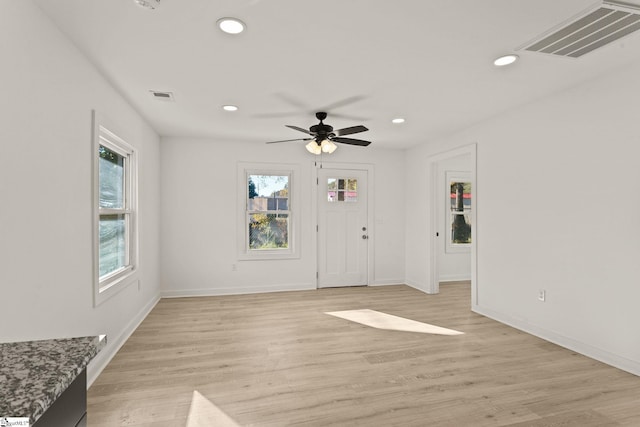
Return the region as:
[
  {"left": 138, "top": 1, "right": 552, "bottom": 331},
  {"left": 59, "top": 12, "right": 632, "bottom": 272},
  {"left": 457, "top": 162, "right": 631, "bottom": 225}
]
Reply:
[
  {"left": 305, "top": 141, "right": 322, "bottom": 155},
  {"left": 494, "top": 54, "right": 518, "bottom": 67},
  {"left": 321, "top": 139, "right": 338, "bottom": 154},
  {"left": 217, "top": 18, "right": 245, "bottom": 34}
]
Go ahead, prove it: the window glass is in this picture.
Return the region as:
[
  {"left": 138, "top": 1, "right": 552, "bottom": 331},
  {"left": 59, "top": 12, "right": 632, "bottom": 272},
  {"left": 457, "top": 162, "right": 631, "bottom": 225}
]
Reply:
[
  {"left": 450, "top": 181, "right": 472, "bottom": 244},
  {"left": 247, "top": 174, "right": 290, "bottom": 250},
  {"left": 249, "top": 213, "right": 289, "bottom": 249},
  {"left": 98, "top": 143, "right": 131, "bottom": 279},
  {"left": 99, "top": 214, "right": 127, "bottom": 277},
  {"left": 328, "top": 177, "right": 358, "bottom": 202},
  {"left": 99, "top": 146, "right": 125, "bottom": 209}
]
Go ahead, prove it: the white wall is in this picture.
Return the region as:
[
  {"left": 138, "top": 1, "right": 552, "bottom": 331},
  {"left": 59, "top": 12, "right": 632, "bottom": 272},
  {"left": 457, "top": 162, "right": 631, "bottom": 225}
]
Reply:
[
  {"left": 437, "top": 154, "right": 472, "bottom": 282},
  {"left": 404, "top": 147, "right": 430, "bottom": 291},
  {"left": 405, "top": 58, "right": 640, "bottom": 375},
  {"left": 0, "top": 1, "right": 161, "bottom": 383},
  {"left": 160, "top": 138, "right": 405, "bottom": 296}
]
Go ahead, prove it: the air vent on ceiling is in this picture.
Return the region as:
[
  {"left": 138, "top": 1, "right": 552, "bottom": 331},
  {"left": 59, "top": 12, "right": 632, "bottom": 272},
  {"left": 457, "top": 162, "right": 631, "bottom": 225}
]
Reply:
[
  {"left": 519, "top": 0, "right": 640, "bottom": 58},
  {"left": 150, "top": 91, "right": 174, "bottom": 101}
]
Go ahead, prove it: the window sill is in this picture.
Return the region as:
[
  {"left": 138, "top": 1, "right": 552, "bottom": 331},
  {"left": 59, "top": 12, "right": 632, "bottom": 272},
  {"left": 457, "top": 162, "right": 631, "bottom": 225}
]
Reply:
[
  {"left": 94, "top": 269, "right": 138, "bottom": 306},
  {"left": 238, "top": 250, "right": 299, "bottom": 261}
]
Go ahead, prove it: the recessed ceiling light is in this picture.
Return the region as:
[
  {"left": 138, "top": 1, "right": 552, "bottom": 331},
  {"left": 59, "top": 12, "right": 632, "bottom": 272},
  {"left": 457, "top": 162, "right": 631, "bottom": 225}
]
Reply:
[
  {"left": 222, "top": 105, "right": 238, "bottom": 111},
  {"left": 217, "top": 18, "right": 245, "bottom": 34},
  {"left": 392, "top": 118, "right": 405, "bottom": 124},
  {"left": 494, "top": 54, "right": 519, "bottom": 67}
]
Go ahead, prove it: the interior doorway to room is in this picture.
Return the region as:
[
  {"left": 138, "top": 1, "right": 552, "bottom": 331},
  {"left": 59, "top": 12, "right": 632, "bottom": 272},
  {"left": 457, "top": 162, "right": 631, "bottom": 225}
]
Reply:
[
  {"left": 428, "top": 145, "right": 477, "bottom": 306},
  {"left": 316, "top": 166, "right": 369, "bottom": 288}
]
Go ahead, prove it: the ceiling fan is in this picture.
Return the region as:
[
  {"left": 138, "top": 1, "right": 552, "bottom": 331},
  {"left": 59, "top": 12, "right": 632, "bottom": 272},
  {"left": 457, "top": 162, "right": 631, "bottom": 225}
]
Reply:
[{"left": 266, "top": 112, "right": 371, "bottom": 154}]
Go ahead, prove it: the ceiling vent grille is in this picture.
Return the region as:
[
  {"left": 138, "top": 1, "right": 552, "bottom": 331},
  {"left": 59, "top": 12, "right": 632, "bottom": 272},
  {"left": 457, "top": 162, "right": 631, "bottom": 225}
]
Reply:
[
  {"left": 519, "top": 1, "right": 640, "bottom": 58},
  {"left": 150, "top": 91, "right": 174, "bottom": 101}
]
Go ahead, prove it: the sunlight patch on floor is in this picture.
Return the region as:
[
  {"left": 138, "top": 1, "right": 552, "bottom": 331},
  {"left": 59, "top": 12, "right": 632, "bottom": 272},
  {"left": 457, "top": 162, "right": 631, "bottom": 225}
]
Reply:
[
  {"left": 325, "top": 309, "right": 464, "bottom": 335},
  {"left": 186, "top": 390, "right": 241, "bottom": 427}
]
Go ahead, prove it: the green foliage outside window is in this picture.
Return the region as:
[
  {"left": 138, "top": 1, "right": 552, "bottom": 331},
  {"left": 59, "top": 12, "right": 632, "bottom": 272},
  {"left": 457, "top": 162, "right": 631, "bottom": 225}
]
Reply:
[
  {"left": 249, "top": 213, "right": 288, "bottom": 249},
  {"left": 452, "top": 215, "right": 471, "bottom": 244}
]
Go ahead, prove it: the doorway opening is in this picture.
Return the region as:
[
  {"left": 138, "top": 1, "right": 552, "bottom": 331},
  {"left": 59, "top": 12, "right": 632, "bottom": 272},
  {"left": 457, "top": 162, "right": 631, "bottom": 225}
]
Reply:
[{"left": 427, "top": 144, "right": 477, "bottom": 308}]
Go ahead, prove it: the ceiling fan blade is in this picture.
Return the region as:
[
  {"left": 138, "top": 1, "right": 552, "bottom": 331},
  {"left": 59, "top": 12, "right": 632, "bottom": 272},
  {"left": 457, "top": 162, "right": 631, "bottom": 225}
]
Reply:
[
  {"left": 275, "top": 92, "right": 311, "bottom": 110},
  {"left": 265, "top": 138, "right": 313, "bottom": 144},
  {"left": 286, "top": 125, "right": 314, "bottom": 135},
  {"left": 262, "top": 93, "right": 368, "bottom": 120},
  {"left": 334, "top": 125, "right": 368, "bottom": 136},
  {"left": 320, "top": 95, "right": 366, "bottom": 111},
  {"left": 331, "top": 137, "right": 371, "bottom": 147},
  {"left": 327, "top": 112, "right": 369, "bottom": 122},
  {"left": 253, "top": 110, "right": 300, "bottom": 118}
]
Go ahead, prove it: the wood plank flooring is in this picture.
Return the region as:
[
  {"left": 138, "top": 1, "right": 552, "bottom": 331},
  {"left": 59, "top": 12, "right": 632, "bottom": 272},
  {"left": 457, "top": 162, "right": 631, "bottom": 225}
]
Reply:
[{"left": 87, "top": 283, "right": 640, "bottom": 426}]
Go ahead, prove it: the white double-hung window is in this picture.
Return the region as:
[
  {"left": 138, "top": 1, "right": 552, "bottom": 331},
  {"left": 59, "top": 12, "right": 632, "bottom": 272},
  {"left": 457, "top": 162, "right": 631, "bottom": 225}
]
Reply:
[
  {"left": 237, "top": 162, "right": 300, "bottom": 260},
  {"left": 247, "top": 173, "right": 291, "bottom": 250},
  {"left": 93, "top": 112, "right": 137, "bottom": 304}
]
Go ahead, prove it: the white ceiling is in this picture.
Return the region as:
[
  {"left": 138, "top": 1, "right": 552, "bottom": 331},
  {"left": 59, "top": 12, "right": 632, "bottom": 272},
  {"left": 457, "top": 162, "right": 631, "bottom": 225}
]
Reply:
[{"left": 34, "top": 0, "right": 640, "bottom": 149}]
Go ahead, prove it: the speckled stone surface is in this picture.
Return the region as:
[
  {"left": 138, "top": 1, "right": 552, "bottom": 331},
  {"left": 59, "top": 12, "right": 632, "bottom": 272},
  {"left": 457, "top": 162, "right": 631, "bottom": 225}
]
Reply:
[{"left": 0, "top": 335, "right": 106, "bottom": 424}]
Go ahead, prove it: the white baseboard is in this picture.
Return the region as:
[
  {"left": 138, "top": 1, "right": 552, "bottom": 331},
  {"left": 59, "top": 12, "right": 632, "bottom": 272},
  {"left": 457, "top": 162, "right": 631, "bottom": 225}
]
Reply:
[
  {"left": 439, "top": 274, "right": 471, "bottom": 282},
  {"left": 161, "top": 282, "right": 316, "bottom": 298},
  {"left": 404, "top": 279, "right": 434, "bottom": 294},
  {"left": 370, "top": 279, "right": 404, "bottom": 287},
  {"left": 86, "top": 294, "right": 160, "bottom": 387},
  {"left": 473, "top": 305, "right": 640, "bottom": 377}
]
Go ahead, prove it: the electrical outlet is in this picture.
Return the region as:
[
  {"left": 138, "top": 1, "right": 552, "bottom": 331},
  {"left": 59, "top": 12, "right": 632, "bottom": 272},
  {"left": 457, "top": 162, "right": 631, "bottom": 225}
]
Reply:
[{"left": 538, "top": 289, "right": 546, "bottom": 302}]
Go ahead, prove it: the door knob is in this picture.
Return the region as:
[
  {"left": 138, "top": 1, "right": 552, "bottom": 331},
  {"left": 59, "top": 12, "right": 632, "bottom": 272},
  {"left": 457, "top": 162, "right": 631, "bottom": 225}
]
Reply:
[
  {"left": 362, "top": 226, "right": 367, "bottom": 231},
  {"left": 362, "top": 235, "right": 368, "bottom": 239}
]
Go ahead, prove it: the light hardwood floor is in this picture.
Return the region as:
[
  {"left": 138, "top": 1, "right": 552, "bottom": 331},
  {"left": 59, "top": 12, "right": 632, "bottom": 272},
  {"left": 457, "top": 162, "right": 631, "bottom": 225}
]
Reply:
[{"left": 88, "top": 283, "right": 640, "bottom": 426}]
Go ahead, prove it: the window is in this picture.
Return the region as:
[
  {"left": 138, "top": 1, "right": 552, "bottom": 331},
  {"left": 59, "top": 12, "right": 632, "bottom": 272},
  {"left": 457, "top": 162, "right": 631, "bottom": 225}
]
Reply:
[
  {"left": 248, "top": 174, "right": 290, "bottom": 250},
  {"left": 446, "top": 171, "right": 471, "bottom": 253},
  {"left": 238, "top": 163, "right": 300, "bottom": 260},
  {"left": 327, "top": 178, "right": 358, "bottom": 202},
  {"left": 93, "top": 112, "right": 137, "bottom": 304}
]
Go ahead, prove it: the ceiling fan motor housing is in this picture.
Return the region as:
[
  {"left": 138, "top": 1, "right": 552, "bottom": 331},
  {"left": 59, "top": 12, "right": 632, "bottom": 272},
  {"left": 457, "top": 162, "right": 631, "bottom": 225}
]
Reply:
[
  {"left": 310, "top": 123, "right": 334, "bottom": 143},
  {"left": 310, "top": 113, "right": 334, "bottom": 143}
]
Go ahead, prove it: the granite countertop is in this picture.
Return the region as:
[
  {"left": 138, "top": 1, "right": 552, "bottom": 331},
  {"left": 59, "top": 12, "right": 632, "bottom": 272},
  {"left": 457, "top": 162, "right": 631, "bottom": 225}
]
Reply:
[{"left": 0, "top": 335, "right": 106, "bottom": 424}]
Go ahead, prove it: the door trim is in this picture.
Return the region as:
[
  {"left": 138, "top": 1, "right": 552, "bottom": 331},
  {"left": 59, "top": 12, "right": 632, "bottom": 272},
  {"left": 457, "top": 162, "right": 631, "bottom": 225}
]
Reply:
[
  {"left": 427, "top": 144, "right": 478, "bottom": 308},
  {"left": 312, "top": 161, "right": 375, "bottom": 288}
]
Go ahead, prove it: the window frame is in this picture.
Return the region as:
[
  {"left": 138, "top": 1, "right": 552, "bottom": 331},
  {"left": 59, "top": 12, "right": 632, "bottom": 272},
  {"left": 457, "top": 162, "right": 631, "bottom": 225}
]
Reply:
[
  {"left": 93, "top": 111, "right": 138, "bottom": 306},
  {"left": 237, "top": 162, "right": 300, "bottom": 261},
  {"left": 445, "top": 171, "right": 472, "bottom": 254}
]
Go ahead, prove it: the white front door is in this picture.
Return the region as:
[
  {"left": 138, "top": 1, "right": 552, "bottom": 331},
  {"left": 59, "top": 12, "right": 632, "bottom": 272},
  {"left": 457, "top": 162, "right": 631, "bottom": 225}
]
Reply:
[{"left": 317, "top": 168, "right": 368, "bottom": 288}]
